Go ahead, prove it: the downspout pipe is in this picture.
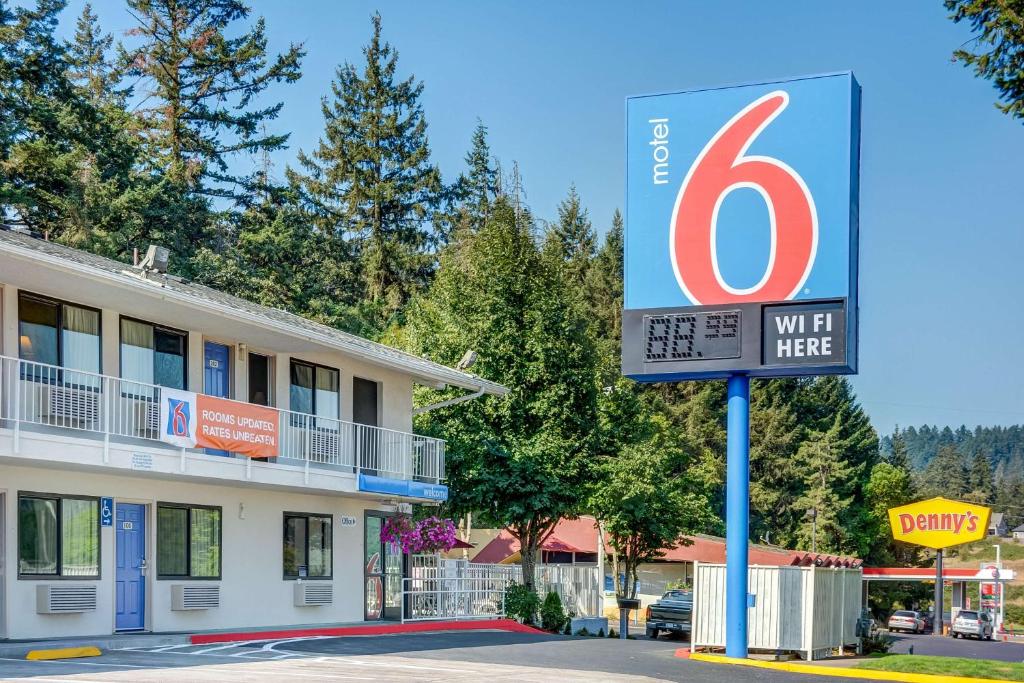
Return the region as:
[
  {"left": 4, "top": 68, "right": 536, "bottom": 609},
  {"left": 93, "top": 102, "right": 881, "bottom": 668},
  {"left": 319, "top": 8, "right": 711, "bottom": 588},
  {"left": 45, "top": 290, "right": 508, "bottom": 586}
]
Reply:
[{"left": 413, "top": 386, "right": 486, "bottom": 415}]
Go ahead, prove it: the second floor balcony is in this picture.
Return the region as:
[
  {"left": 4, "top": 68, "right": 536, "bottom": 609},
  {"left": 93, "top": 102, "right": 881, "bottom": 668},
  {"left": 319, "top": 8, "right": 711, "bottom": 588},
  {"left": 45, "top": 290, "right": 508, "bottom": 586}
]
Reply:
[{"left": 0, "top": 355, "right": 445, "bottom": 489}]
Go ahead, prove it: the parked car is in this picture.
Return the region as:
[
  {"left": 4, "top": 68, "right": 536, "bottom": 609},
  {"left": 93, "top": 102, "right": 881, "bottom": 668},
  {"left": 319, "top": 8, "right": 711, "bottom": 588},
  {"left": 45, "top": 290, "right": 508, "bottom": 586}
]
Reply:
[
  {"left": 887, "top": 610, "right": 925, "bottom": 634},
  {"left": 645, "top": 590, "right": 693, "bottom": 639},
  {"left": 951, "top": 610, "right": 994, "bottom": 640}
]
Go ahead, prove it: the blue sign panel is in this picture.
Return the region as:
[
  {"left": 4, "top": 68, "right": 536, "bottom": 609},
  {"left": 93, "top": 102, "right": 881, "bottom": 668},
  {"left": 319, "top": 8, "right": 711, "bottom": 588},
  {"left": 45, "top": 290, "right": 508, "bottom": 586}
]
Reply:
[
  {"left": 100, "top": 497, "right": 114, "bottom": 527},
  {"left": 623, "top": 72, "right": 860, "bottom": 380},
  {"left": 358, "top": 473, "right": 449, "bottom": 502}
]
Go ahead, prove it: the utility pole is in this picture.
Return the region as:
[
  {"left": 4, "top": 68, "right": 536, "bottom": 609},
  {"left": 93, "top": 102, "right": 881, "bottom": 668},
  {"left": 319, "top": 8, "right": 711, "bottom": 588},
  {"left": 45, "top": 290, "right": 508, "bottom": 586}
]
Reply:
[{"left": 994, "top": 544, "right": 1003, "bottom": 631}]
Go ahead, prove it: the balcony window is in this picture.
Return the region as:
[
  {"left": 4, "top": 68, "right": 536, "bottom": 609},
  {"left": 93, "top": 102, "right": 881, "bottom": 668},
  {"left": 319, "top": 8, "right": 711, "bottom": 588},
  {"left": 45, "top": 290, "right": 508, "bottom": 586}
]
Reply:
[
  {"left": 157, "top": 503, "right": 222, "bottom": 579},
  {"left": 18, "top": 493, "right": 100, "bottom": 578},
  {"left": 283, "top": 512, "right": 332, "bottom": 578},
  {"left": 18, "top": 293, "right": 100, "bottom": 385},
  {"left": 289, "top": 360, "right": 339, "bottom": 420},
  {"left": 120, "top": 318, "right": 187, "bottom": 392}
]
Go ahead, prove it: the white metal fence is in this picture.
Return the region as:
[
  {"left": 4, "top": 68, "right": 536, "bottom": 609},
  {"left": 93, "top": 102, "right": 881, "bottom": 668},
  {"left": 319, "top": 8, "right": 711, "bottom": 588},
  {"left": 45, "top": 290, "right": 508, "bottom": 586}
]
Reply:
[
  {"left": 692, "top": 563, "right": 861, "bottom": 661},
  {"left": 401, "top": 556, "right": 602, "bottom": 622},
  {"left": 0, "top": 355, "right": 445, "bottom": 483}
]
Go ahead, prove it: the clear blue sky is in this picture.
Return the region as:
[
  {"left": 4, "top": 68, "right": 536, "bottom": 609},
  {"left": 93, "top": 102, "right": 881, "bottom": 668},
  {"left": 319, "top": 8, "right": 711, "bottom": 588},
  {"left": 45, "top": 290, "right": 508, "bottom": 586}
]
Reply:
[{"left": 55, "top": 1, "right": 1024, "bottom": 435}]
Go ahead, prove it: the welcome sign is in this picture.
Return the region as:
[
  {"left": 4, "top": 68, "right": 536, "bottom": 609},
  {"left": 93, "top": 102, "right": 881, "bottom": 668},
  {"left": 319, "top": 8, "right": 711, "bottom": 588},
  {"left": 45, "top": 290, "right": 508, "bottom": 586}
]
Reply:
[
  {"left": 887, "top": 497, "right": 991, "bottom": 550},
  {"left": 160, "top": 388, "right": 279, "bottom": 458}
]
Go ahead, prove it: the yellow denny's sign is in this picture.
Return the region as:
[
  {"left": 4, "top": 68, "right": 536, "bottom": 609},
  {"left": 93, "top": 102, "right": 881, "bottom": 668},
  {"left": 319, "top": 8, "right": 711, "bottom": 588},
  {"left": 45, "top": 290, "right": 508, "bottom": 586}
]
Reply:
[{"left": 887, "top": 497, "right": 991, "bottom": 549}]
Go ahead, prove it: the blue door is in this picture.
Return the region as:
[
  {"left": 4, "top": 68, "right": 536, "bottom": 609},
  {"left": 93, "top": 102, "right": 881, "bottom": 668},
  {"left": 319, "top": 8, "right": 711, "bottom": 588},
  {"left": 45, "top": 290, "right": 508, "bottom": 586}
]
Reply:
[
  {"left": 204, "top": 341, "right": 231, "bottom": 456},
  {"left": 115, "top": 503, "right": 146, "bottom": 631}
]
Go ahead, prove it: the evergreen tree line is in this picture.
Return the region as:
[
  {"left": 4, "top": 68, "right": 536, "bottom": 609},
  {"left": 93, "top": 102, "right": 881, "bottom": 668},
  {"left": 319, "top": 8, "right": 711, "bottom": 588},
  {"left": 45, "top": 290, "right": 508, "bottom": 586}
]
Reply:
[
  {"left": 881, "top": 425, "right": 1024, "bottom": 527},
  {"left": 2, "top": 1, "right": 906, "bottom": 573}
]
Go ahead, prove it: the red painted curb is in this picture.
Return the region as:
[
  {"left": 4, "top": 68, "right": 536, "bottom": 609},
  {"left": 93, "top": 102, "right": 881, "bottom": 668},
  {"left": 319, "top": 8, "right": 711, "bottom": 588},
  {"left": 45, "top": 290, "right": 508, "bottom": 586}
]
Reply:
[
  {"left": 674, "top": 647, "right": 691, "bottom": 659},
  {"left": 190, "top": 618, "right": 545, "bottom": 645}
]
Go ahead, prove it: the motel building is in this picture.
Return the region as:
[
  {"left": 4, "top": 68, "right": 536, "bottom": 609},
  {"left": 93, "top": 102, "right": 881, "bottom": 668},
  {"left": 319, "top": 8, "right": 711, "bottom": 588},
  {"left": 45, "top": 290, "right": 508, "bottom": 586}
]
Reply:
[{"left": 0, "top": 230, "right": 506, "bottom": 640}]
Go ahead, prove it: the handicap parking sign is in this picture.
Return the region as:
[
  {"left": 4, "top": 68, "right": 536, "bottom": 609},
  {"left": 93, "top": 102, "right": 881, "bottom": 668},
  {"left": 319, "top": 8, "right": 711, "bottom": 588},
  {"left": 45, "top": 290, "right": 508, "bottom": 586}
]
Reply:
[{"left": 100, "top": 497, "right": 113, "bottom": 527}]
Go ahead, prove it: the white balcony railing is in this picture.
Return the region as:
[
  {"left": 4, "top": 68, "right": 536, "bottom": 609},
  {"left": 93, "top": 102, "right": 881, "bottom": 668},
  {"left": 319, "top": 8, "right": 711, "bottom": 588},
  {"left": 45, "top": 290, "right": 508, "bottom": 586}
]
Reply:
[{"left": 0, "top": 355, "right": 445, "bottom": 485}]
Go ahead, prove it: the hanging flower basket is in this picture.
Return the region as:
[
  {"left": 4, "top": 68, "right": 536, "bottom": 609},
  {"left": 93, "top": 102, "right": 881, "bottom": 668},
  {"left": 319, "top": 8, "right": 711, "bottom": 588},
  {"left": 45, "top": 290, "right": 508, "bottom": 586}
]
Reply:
[{"left": 381, "top": 516, "right": 458, "bottom": 554}]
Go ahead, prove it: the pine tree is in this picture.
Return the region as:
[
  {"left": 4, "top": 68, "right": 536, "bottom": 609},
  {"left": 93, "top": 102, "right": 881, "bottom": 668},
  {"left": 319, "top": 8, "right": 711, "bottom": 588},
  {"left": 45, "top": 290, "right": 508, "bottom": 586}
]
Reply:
[
  {"left": 794, "top": 420, "right": 856, "bottom": 553},
  {"left": 945, "top": 0, "right": 1024, "bottom": 121},
  {"left": 748, "top": 379, "right": 803, "bottom": 547},
  {"left": 289, "top": 13, "right": 442, "bottom": 323},
  {"left": 66, "top": 3, "right": 120, "bottom": 104},
  {"left": 0, "top": 0, "right": 154, "bottom": 255},
  {"left": 460, "top": 119, "right": 499, "bottom": 230},
  {"left": 967, "top": 450, "right": 994, "bottom": 503},
  {"left": 888, "top": 426, "right": 912, "bottom": 472},
  {"left": 585, "top": 211, "right": 623, "bottom": 350},
  {"left": 919, "top": 445, "right": 970, "bottom": 498},
  {"left": 397, "top": 197, "right": 598, "bottom": 591},
  {"left": 545, "top": 184, "right": 595, "bottom": 288},
  {"left": 119, "top": 0, "right": 304, "bottom": 198}
]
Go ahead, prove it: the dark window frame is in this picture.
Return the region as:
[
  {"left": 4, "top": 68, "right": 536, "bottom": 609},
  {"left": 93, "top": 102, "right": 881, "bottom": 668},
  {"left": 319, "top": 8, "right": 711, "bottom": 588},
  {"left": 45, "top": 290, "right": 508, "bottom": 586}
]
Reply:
[
  {"left": 17, "top": 491, "right": 101, "bottom": 580},
  {"left": 118, "top": 316, "right": 189, "bottom": 391},
  {"left": 288, "top": 358, "right": 339, "bottom": 417},
  {"left": 17, "top": 291, "right": 103, "bottom": 380},
  {"left": 247, "top": 351, "right": 273, "bottom": 406},
  {"left": 155, "top": 502, "right": 223, "bottom": 580},
  {"left": 282, "top": 511, "right": 333, "bottom": 580}
]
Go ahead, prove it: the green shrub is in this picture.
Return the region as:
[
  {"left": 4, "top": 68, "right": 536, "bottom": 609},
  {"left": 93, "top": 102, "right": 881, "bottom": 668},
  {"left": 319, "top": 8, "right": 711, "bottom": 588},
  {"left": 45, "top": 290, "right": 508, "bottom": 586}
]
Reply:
[
  {"left": 861, "top": 632, "right": 894, "bottom": 655},
  {"left": 540, "top": 591, "right": 568, "bottom": 632},
  {"left": 1004, "top": 603, "right": 1024, "bottom": 627},
  {"left": 504, "top": 582, "right": 541, "bottom": 625},
  {"left": 575, "top": 627, "right": 591, "bottom": 636}
]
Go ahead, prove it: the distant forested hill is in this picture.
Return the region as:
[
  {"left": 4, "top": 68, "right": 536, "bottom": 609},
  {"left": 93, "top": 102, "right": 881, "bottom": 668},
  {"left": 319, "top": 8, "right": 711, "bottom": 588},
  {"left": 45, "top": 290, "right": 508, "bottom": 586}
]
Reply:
[{"left": 881, "top": 425, "right": 1024, "bottom": 475}]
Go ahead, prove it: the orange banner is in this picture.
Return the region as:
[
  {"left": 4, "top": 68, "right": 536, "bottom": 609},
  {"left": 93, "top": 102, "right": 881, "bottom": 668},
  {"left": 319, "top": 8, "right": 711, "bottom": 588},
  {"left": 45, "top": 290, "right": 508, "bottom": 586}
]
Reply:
[{"left": 195, "top": 394, "right": 279, "bottom": 458}]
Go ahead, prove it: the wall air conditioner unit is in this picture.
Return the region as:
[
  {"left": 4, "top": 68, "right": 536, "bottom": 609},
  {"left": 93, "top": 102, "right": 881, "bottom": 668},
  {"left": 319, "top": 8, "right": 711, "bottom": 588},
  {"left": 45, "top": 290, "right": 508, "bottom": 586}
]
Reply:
[
  {"left": 310, "top": 429, "right": 339, "bottom": 462},
  {"left": 48, "top": 385, "right": 100, "bottom": 424},
  {"left": 294, "top": 582, "right": 333, "bottom": 607},
  {"left": 36, "top": 584, "right": 98, "bottom": 614},
  {"left": 171, "top": 584, "right": 220, "bottom": 610},
  {"left": 145, "top": 402, "right": 160, "bottom": 435}
]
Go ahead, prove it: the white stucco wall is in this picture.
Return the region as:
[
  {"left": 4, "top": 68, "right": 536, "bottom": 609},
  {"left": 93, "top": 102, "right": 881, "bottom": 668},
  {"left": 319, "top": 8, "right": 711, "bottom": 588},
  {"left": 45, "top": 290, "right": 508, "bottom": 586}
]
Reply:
[{"left": 0, "top": 464, "right": 393, "bottom": 639}]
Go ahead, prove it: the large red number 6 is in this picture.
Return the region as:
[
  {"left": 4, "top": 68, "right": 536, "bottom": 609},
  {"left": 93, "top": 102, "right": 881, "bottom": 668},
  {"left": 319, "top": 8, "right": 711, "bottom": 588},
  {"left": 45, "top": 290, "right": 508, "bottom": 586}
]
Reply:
[{"left": 670, "top": 91, "right": 817, "bottom": 305}]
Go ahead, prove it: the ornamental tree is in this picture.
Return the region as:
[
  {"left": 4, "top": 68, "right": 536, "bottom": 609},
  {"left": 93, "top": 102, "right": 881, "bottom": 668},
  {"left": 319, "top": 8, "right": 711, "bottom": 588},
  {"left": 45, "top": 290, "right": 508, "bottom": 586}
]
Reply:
[{"left": 590, "top": 379, "right": 713, "bottom": 599}]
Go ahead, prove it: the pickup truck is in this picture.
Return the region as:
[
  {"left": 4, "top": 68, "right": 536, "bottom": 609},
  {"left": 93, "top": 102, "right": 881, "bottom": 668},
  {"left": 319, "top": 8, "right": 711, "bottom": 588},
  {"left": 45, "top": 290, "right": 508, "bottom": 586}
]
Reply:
[{"left": 645, "top": 590, "right": 692, "bottom": 639}]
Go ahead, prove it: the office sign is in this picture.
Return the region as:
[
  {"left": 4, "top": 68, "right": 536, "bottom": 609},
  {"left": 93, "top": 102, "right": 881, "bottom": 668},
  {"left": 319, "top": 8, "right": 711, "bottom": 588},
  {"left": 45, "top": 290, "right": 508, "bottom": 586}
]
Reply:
[
  {"left": 887, "top": 497, "right": 991, "bottom": 550},
  {"left": 623, "top": 72, "right": 860, "bottom": 380},
  {"left": 159, "top": 388, "right": 279, "bottom": 458}
]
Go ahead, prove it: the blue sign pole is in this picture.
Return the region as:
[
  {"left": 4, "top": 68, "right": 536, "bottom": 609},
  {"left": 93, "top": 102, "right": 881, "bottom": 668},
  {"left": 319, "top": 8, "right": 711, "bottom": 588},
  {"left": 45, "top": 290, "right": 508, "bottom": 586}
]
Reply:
[{"left": 725, "top": 374, "right": 750, "bottom": 659}]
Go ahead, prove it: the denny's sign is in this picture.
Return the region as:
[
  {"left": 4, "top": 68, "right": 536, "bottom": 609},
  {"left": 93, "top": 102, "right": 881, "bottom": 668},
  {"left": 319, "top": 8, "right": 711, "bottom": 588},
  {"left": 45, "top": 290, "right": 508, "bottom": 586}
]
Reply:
[
  {"left": 887, "top": 497, "right": 991, "bottom": 550},
  {"left": 159, "top": 388, "right": 279, "bottom": 458}
]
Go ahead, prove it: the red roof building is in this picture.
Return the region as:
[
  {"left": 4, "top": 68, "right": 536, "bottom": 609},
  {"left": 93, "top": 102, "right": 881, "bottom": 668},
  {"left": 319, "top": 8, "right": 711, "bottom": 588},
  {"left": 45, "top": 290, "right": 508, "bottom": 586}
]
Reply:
[{"left": 471, "top": 516, "right": 861, "bottom": 568}]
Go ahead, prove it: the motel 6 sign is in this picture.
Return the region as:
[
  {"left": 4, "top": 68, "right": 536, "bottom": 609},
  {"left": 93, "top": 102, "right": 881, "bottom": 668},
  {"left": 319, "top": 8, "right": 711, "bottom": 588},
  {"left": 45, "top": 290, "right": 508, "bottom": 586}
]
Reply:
[
  {"left": 623, "top": 72, "right": 861, "bottom": 381},
  {"left": 887, "top": 497, "right": 992, "bottom": 550}
]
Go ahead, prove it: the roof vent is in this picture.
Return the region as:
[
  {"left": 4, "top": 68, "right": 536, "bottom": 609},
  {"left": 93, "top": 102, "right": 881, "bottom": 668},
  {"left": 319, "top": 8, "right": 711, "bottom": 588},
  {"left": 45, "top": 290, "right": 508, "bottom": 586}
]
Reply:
[{"left": 136, "top": 244, "right": 169, "bottom": 274}]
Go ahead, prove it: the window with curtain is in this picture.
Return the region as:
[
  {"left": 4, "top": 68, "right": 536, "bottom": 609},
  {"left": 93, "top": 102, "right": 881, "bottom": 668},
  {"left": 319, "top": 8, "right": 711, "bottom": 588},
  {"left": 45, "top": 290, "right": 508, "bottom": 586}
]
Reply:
[
  {"left": 156, "top": 503, "right": 221, "bottom": 579},
  {"left": 121, "top": 318, "right": 187, "bottom": 393},
  {"left": 283, "top": 513, "right": 332, "bottom": 578},
  {"left": 289, "top": 360, "right": 339, "bottom": 420},
  {"left": 18, "top": 494, "right": 99, "bottom": 578},
  {"left": 18, "top": 293, "right": 100, "bottom": 386}
]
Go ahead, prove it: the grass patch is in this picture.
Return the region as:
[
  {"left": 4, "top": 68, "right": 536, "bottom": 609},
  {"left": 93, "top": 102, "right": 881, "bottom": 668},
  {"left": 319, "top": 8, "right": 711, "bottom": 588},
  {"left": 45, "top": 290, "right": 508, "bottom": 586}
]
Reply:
[
  {"left": 953, "top": 540, "right": 1024, "bottom": 563},
  {"left": 856, "top": 654, "right": 1024, "bottom": 681}
]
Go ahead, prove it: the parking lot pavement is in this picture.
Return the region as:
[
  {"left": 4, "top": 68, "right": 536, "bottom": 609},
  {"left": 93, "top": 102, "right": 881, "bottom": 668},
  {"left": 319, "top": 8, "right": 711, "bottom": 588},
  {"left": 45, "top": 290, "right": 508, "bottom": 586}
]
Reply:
[
  {"left": 0, "top": 630, "right": 851, "bottom": 682},
  {"left": 887, "top": 630, "right": 1024, "bottom": 662}
]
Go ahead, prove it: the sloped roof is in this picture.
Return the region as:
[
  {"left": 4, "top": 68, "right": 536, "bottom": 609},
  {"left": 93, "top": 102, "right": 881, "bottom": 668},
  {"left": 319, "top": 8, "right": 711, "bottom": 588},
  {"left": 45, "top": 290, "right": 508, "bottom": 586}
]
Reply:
[
  {"left": 990, "top": 513, "right": 1005, "bottom": 527},
  {"left": 0, "top": 230, "right": 507, "bottom": 395},
  {"left": 471, "top": 516, "right": 861, "bottom": 568}
]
